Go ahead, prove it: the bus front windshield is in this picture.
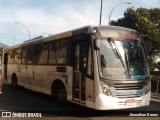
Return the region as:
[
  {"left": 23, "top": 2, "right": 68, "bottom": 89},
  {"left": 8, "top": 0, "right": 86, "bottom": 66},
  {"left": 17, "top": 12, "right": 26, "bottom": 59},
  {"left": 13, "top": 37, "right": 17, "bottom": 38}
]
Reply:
[{"left": 99, "top": 38, "right": 149, "bottom": 80}]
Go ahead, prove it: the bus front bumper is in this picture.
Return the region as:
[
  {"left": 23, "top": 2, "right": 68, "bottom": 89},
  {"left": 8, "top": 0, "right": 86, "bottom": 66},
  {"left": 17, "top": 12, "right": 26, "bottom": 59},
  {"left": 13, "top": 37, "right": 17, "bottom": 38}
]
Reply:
[{"left": 94, "top": 91, "right": 151, "bottom": 110}]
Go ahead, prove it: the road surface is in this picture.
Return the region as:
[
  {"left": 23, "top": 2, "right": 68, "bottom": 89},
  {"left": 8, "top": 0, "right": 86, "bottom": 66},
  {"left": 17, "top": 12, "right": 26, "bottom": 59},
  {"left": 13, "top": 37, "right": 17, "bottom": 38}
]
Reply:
[{"left": 0, "top": 82, "right": 159, "bottom": 117}]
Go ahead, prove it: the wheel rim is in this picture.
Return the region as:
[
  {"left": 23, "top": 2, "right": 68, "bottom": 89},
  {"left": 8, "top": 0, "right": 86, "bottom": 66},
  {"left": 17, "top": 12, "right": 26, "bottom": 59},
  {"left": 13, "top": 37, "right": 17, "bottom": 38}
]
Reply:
[
  {"left": 57, "top": 89, "right": 66, "bottom": 101},
  {"left": 12, "top": 78, "right": 17, "bottom": 87},
  {"left": 13, "top": 81, "right": 16, "bottom": 87}
]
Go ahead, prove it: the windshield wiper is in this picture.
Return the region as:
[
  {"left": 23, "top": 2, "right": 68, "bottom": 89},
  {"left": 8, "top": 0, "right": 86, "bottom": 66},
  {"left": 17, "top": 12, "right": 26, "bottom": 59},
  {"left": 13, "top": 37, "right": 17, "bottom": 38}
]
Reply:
[{"left": 108, "top": 37, "right": 125, "bottom": 68}]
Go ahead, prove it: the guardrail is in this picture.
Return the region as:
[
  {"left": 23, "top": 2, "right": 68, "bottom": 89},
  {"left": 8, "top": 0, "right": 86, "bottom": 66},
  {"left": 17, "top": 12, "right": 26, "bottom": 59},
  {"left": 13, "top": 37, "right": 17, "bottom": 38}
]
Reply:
[{"left": 150, "top": 71, "right": 160, "bottom": 99}]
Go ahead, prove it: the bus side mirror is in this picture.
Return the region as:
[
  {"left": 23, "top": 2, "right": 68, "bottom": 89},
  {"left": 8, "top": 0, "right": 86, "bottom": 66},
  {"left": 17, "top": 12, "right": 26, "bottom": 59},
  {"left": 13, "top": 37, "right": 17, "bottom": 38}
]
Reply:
[{"left": 94, "top": 39, "right": 100, "bottom": 50}]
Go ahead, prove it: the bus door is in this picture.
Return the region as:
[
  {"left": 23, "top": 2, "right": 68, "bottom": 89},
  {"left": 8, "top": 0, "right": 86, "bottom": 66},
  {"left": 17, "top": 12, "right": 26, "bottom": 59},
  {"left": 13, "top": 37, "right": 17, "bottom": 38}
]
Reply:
[
  {"left": 2, "top": 53, "right": 8, "bottom": 81},
  {"left": 71, "top": 40, "right": 89, "bottom": 103}
]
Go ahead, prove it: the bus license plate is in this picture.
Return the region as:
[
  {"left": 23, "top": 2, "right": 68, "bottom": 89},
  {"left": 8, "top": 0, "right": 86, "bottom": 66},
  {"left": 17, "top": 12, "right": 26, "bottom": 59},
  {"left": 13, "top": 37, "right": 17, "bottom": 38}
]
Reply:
[{"left": 126, "top": 99, "right": 136, "bottom": 106}]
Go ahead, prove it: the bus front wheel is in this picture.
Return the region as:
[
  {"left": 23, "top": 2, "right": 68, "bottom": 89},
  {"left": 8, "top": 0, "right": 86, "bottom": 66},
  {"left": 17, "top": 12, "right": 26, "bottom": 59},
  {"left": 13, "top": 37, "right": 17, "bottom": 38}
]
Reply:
[
  {"left": 52, "top": 82, "right": 67, "bottom": 104},
  {"left": 12, "top": 74, "right": 18, "bottom": 88}
]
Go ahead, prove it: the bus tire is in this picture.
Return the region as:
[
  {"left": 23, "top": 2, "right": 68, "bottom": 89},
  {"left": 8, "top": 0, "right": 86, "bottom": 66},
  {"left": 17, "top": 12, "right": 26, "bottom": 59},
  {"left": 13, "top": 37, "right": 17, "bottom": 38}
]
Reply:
[
  {"left": 51, "top": 82, "right": 67, "bottom": 104},
  {"left": 12, "top": 74, "right": 18, "bottom": 88}
]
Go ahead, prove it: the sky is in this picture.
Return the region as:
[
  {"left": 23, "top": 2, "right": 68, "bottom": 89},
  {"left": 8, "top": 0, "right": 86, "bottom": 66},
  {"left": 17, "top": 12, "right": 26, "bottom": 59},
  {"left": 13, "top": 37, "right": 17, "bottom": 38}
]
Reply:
[{"left": 0, "top": 0, "right": 159, "bottom": 46}]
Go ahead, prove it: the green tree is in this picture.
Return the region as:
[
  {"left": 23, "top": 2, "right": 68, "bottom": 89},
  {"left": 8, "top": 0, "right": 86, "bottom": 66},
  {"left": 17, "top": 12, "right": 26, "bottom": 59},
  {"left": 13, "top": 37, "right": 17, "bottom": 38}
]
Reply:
[
  {"left": 157, "top": 61, "right": 160, "bottom": 70},
  {"left": 110, "top": 7, "right": 160, "bottom": 70},
  {"left": 0, "top": 47, "right": 3, "bottom": 52}
]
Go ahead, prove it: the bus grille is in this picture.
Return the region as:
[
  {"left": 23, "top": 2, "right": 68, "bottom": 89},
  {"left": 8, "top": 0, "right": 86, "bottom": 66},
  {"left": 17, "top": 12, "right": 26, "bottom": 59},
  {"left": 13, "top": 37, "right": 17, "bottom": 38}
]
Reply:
[
  {"left": 115, "top": 93, "right": 142, "bottom": 98},
  {"left": 113, "top": 83, "right": 144, "bottom": 90},
  {"left": 111, "top": 82, "right": 145, "bottom": 98}
]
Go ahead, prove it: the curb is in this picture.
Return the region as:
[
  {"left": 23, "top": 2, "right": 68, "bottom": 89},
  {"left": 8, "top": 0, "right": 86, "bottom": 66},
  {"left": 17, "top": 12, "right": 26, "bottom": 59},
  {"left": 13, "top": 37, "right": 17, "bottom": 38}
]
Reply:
[
  {"left": 151, "top": 98, "right": 160, "bottom": 103},
  {"left": 151, "top": 94, "right": 160, "bottom": 99},
  {"left": 151, "top": 94, "right": 160, "bottom": 102},
  {"left": 151, "top": 96, "right": 160, "bottom": 99}
]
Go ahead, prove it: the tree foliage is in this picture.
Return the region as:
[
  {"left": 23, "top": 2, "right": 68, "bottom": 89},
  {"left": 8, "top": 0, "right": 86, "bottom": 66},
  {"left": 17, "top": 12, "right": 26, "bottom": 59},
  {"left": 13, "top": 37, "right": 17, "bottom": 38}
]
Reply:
[
  {"left": 110, "top": 7, "right": 160, "bottom": 70},
  {"left": 0, "top": 47, "right": 3, "bottom": 52}
]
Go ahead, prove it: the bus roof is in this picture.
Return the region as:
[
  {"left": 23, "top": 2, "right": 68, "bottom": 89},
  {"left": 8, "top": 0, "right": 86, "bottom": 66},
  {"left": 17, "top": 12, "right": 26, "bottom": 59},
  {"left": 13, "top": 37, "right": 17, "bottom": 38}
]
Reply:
[
  {"left": 3, "top": 25, "right": 138, "bottom": 51},
  {"left": 25, "top": 25, "right": 94, "bottom": 45}
]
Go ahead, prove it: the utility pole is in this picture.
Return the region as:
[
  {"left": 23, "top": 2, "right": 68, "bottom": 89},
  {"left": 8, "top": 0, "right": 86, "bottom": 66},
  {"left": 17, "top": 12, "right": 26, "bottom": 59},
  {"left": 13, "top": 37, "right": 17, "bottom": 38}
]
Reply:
[
  {"left": 15, "top": 21, "right": 31, "bottom": 40},
  {"left": 99, "top": 0, "right": 103, "bottom": 25}
]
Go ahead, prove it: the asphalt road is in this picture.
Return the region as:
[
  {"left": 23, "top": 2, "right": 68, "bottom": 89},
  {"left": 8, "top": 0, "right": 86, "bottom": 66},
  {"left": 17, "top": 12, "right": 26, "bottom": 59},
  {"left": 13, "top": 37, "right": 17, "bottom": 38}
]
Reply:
[{"left": 0, "top": 82, "right": 160, "bottom": 117}]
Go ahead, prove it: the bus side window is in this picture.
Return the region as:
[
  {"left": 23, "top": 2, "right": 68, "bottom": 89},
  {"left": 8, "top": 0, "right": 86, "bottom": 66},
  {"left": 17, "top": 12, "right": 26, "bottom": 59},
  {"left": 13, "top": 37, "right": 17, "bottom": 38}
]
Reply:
[
  {"left": 81, "top": 43, "right": 88, "bottom": 72},
  {"left": 37, "top": 44, "right": 49, "bottom": 64},
  {"left": 81, "top": 42, "right": 93, "bottom": 76},
  {"left": 8, "top": 50, "right": 15, "bottom": 64},
  {"left": 14, "top": 48, "right": 22, "bottom": 64},
  {"left": 56, "top": 40, "right": 67, "bottom": 64},
  {"left": 22, "top": 47, "right": 28, "bottom": 64},
  {"left": 49, "top": 40, "right": 67, "bottom": 65},
  {"left": 28, "top": 46, "right": 34, "bottom": 64},
  {"left": 49, "top": 41, "right": 57, "bottom": 64},
  {"left": 87, "top": 46, "right": 93, "bottom": 76}
]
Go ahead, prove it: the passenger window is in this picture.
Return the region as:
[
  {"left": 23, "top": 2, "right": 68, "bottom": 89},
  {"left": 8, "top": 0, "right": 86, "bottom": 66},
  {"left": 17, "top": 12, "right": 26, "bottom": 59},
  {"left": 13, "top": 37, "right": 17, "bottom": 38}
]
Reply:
[
  {"left": 14, "top": 48, "right": 22, "bottom": 64},
  {"left": 27, "top": 46, "right": 34, "bottom": 64},
  {"left": 49, "top": 42, "right": 57, "bottom": 64},
  {"left": 81, "top": 42, "right": 89, "bottom": 72},
  {"left": 22, "top": 47, "right": 28, "bottom": 64},
  {"left": 57, "top": 40, "right": 67, "bottom": 64},
  {"left": 49, "top": 40, "right": 67, "bottom": 64},
  {"left": 87, "top": 46, "right": 93, "bottom": 76},
  {"left": 37, "top": 44, "right": 49, "bottom": 64},
  {"left": 8, "top": 50, "right": 15, "bottom": 64},
  {"left": 80, "top": 41, "right": 93, "bottom": 76}
]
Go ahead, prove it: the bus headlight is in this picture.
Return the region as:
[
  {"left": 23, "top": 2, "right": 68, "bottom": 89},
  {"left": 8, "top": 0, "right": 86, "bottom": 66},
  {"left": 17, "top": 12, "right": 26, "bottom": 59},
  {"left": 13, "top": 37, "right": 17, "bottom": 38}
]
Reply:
[
  {"left": 100, "top": 81, "right": 111, "bottom": 96},
  {"left": 145, "top": 85, "right": 150, "bottom": 93},
  {"left": 102, "top": 86, "right": 111, "bottom": 96}
]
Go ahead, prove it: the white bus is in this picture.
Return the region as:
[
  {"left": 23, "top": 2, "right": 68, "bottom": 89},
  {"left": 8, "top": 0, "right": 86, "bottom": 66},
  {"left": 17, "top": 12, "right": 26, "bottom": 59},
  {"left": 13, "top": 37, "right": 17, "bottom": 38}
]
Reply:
[{"left": 1, "top": 26, "right": 151, "bottom": 110}]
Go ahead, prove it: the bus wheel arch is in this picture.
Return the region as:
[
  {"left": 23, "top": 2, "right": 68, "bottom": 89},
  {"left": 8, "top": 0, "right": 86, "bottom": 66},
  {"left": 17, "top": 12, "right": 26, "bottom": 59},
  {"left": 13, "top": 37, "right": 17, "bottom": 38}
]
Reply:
[
  {"left": 51, "top": 79, "right": 67, "bottom": 104},
  {"left": 12, "top": 73, "right": 18, "bottom": 88}
]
